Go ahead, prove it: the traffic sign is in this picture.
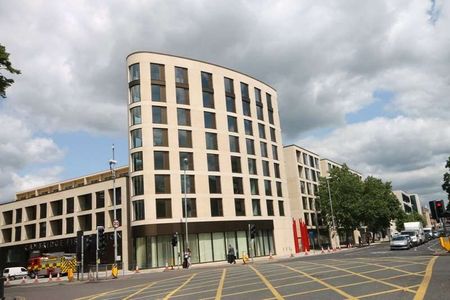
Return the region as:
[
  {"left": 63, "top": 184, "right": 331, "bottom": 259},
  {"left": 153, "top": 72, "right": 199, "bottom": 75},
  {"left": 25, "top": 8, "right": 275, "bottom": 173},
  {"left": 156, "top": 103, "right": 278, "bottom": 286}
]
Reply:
[{"left": 113, "top": 219, "right": 120, "bottom": 228}]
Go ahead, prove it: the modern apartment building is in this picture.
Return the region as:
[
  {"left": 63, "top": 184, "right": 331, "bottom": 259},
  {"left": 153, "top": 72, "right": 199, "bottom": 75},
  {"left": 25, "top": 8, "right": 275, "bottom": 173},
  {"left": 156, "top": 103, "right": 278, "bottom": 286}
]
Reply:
[
  {"left": 393, "top": 190, "right": 423, "bottom": 214},
  {"left": 320, "top": 158, "right": 363, "bottom": 180}
]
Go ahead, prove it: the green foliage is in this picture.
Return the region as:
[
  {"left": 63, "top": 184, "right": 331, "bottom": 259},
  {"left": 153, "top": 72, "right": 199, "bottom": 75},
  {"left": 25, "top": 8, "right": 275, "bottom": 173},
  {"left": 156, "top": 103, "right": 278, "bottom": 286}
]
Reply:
[
  {"left": 0, "top": 43, "right": 21, "bottom": 99},
  {"left": 395, "top": 211, "right": 426, "bottom": 231},
  {"left": 443, "top": 156, "right": 450, "bottom": 200}
]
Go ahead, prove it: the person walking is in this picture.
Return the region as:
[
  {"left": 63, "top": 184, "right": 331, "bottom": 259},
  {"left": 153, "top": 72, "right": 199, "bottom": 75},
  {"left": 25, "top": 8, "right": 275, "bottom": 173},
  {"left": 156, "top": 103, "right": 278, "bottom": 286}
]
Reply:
[{"left": 227, "top": 244, "right": 236, "bottom": 264}]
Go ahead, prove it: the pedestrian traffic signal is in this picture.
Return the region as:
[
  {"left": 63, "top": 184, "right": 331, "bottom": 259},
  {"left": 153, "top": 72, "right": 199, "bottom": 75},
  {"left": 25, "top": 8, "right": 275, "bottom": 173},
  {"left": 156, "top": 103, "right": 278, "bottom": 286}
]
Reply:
[
  {"left": 171, "top": 234, "right": 178, "bottom": 247},
  {"left": 250, "top": 224, "right": 256, "bottom": 239},
  {"left": 97, "top": 226, "right": 106, "bottom": 256}
]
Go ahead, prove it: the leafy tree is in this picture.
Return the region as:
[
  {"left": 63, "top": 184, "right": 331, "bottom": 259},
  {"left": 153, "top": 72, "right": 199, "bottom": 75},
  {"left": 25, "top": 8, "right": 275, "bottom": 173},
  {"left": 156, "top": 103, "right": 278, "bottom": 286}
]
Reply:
[
  {"left": 395, "top": 211, "right": 426, "bottom": 232},
  {"left": 443, "top": 156, "right": 450, "bottom": 201},
  {"left": 0, "top": 43, "right": 21, "bottom": 98}
]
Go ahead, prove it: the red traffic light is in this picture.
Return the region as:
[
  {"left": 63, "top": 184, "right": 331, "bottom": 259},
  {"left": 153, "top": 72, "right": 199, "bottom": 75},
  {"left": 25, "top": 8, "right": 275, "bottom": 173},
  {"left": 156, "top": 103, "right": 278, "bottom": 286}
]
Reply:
[{"left": 436, "top": 202, "right": 442, "bottom": 207}]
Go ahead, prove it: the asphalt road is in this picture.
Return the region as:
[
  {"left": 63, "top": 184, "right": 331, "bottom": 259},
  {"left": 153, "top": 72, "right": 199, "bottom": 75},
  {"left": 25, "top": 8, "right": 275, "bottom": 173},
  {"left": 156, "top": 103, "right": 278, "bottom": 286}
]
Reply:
[{"left": 5, "top": 239, "right": 449, "bottom": 300}]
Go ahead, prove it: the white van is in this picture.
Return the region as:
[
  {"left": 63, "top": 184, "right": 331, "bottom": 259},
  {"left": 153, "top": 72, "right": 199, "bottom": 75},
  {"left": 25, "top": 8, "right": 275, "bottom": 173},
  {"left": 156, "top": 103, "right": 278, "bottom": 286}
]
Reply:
[{"left": 2, "top": 267, "right": 29, "bottom": 280}]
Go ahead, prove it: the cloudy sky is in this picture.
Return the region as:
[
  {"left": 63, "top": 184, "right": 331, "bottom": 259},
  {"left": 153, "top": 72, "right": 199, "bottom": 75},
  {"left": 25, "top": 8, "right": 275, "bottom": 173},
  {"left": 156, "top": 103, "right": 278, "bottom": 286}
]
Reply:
[{"left": 0, "top": 0, "right": 449, "bottom": 207}]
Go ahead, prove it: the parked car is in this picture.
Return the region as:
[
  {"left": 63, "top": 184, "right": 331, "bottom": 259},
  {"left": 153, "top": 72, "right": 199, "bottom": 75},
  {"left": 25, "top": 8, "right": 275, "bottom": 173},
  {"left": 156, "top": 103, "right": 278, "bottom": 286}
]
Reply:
[
  {"left": 2, "top": 267, "right": 29, "bottom": 280},
  {"left": 390, "top": 235, "right": 412, "bottom": 250},
  {"left": 401, "top": 230, "right": 420, "bottom": 246}
]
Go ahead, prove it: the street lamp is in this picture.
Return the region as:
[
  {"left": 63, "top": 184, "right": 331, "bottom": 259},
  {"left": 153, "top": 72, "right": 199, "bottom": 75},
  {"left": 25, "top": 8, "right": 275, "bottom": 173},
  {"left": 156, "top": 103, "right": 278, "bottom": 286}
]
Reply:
[
  {"left": 183, "top": 158, "right": 189, "bottom": 250},
  {"left": 109, "top": 144, "right": 118, "bottom": 263},
  {"left": 326, "top": 178, "right": 339, "bottom": 249}
]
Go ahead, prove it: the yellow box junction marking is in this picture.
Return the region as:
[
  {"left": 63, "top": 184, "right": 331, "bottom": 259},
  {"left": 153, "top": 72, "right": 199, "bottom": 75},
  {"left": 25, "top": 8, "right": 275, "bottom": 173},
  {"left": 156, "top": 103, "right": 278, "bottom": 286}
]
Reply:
[
  {"left": 122, "top": 281, "right": 156, "bottom": 300},
  {"left": 163, "top": 273, "right": 197, "bottom": 300},
  {"left": 414, "top": 256, "right": 437, "bottom": 300},
  {"left": 215, "top": 269, "right": 227, "bottom": 300},
  {"left": 249, "top": 265, "right": 284, "bottom": 300}
]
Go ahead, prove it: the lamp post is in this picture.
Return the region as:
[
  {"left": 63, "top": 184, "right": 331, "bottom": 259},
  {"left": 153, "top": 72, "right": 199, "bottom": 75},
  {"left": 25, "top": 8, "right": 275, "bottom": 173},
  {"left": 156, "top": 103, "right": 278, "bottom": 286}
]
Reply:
[
  {"left": 109, "top": 144, "right": 118, "bottom": 263},
  {"left": 183, "top": 158, "right": 189, "bottom": 250},
  {"left": 326, "top": 178, "right": 338, "bottom": 249}
]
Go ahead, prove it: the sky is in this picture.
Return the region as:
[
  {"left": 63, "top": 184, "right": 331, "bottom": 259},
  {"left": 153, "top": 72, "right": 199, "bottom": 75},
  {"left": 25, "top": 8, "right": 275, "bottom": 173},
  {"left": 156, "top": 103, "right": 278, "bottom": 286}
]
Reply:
[{"left": 0, "top": 0, "right": 449, "bottom": 208}]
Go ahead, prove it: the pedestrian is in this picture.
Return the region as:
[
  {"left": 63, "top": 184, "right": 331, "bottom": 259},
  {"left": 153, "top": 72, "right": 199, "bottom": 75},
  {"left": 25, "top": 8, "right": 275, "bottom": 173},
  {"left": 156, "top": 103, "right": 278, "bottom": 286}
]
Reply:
[
  {"left": 227, "top": 244, "right": 236, "bottom": 264},
  {"left": 183, "top": 248, "right": 191, "bottom": 269}
]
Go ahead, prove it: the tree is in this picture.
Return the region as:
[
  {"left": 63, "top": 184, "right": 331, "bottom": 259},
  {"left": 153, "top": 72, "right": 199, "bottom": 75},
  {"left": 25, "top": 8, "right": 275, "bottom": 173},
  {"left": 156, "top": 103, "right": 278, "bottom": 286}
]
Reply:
[
  {"left": 443, "top": 156, "right": 450, "bottom": 201},
  {"left": 0, "top": 43, "right": 21, "bottom": 98}
]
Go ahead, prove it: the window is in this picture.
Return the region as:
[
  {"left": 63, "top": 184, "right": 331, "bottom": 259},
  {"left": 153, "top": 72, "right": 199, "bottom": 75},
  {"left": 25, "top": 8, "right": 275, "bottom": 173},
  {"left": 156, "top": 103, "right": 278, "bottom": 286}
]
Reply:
[
  {"left": 152, "top": 106, "right": 167, "bottom": 124},
  {"left": 130, "top": 85, "right": 140, "bottom": 103},
  {"left": 262, "top": 161, "right": 270, "bottom": 177},
  {"left": 151, "top": 63, "right": 165, "bottom": 81},
  {"left": 179, "top": 152, "right": 194, "bottom": 170},
  {"left": 133, "top": 200, "right": 145, "bottom": 221},
  {"left": 231, "top": 156, "right": 242, "bottom": 173},
  {"left": 250, "top": 178, "right": 259, "bottom": 195},
  {"left": 176, "top": 87, "right": 189, "bottom": 104},
  {"left": 240, "top": 82, "right": 249, "bottom": 99},
  {"left": 177, "top": 108, "right": 191, "bottom": 126},
  {"left": 39, "top": 222, "right": 46, "bottom": 238},
  {"left": 175, "top": 67, "right": 188, "bottom": 84},
  {"left": 66, "top": 217, "right": 74, "bottom": 234},
  {"left": 309, "top": 198, "right": 315, "bottom": 211},
  {"left": 201, "top": 72, "right": 213, "bottom": 89},
  {"left": 302, "top": 197, "right": 308, "bottom": 210},
  {"left": 255, "top": 88, "right": 262, "bottom": 103},
  {"left": 300, "top": 181, "right": 306, "bottom": 194},
  {"left": 260, "top": 142, "right": 268, "bottom": 157},
  {"left": 272, "top": 145, "right": 278, "bottom": 160},
  {"left": 270, "top": 127, "right": 276, "bottom": 142},
  {"left": 15, "top": 209, "right": 22, "bottom": 223},
  {"left": 156, "top": 198, "right": 171, "bottom": 218},
  {"left": 233, "top": 177, "right": 244, "bottom": 194},
  {"left": 210, "top": 198, "right": 223, "bottom": 217},
  {"left": 207, "top": 154, "right": 220, "bottom": 171},
  {"left": 151, "top": 84, "right": 165, "bottom": 102},
  {"left": 278, "top": 201, "right": 285, "bottom": 216},
  {"left": 226, "top": 96, "right": 235, "bottom": 113},
  {"left": 274, "top": 163, "right": 280, "bottom": 178},
  {"left": 131, "top": 151, "right": 143, "bottom": 172},
  {"left": 235, "top": 199, "right": 246, "bottom": 216},
  {"left": 178, "top": 130, "right": 192, "bottom": 148},
  {"left": 181, "top": 175, "right": 195, "bottom": 193},
  {"left": 155, "top": 175, "right": 171, "bottom": 194},
  {"left": 266, "top": 200, "right": 274, "bottom": 216},
  {"left": 258, "top": 123, "right": 266, "bottom": 139},
  {"left": 229, "top": 136, "right": 240, "bottom": 153},
  {"left": 208, "top": 176, "right": 222, "bottom": 193},
  {"left": 204, "top": 112, "right": 216, "bottom": 129},
  {"left": 130, "top": 106, "right": 141, "bottom": 125},
  {"left": 224, "top": 77, "right": 234, "bottom": 94},
  {"left": 66, "top": 198, "right": 73, "bottom": 214},
  {"left": 276, "top": 182, "right": 283, "bottom": 197},
  {"left": 182, "top": 198, "right": 197, "bottom": 217},
  {"left": 227, "top": 116, "right": 238, "bottom": 132},
  {"left": 266, "top": 93, "right": 273, "bottom": 109},
  {"left": 154, "top": 151, "right": 170, "bottom": 170},
  {"left": 203, "top": 92, "right": 214, "bottom": 108},
  {"left": 252, "top": 199, "right": 261, "bottom": 216},
  {"left": 248, "top": 158, "right": 257, "bottom": 175},
  {"left": 303, "top": 153, "right": 309, "bottom": 165},
  {"left": 153, "top": 128, "right": 168, "bottom": 146},
  {"left": 268, "top": 111, "right": 274, "bottom": 125},
  {"left": 257, "top": 105, "right": 264, "bottom": 121},
  {"left": 132, "top": 175, "right": 144, "bottom": 196},
  {"left": 205, "top": 132, "right": 218, "bottom": 150},
  {"left": 129, "top": 63, "right": 140, "bottom": 81},
  {"left": 264, "top": 180, "right": 272, "bottom": 196},
  {"left": 131, "top": 128, "right": 142, "bottom": 148},
  {"left": 96, "top": 191, "right": 105, "bottom": 208},
  {"left": 40, "top": 203, "right": 47, "bottom": 218},
  {"left": 244, "top": 120, "right": 253, "bottom": 135},
  {"left": 242, "top": 100, "right": 251, "bottom": 117},
  {"left": 246, "top": 139, "right": 255, "bottom": 155}
]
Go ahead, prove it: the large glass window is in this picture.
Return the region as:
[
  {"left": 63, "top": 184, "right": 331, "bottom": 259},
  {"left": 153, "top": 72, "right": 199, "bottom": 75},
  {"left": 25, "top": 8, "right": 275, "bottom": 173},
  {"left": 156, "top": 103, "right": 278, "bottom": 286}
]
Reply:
[
  {"left": 229, "top": 136, "right": 240, "bottom": 153},
  {"left": 131, "top": 151, "right": 143, "bottom": 171},
  {"left": 262, "top": 161, "right": 270, "bottom": 177},
  {"left": 246, "top": 138, "right": 255, "bottom": 155},
  {"left": 176, "top": 87, "right": 189, "bottom": 104},
  {"left": 131, "top": 129, "right": 142, "bottom": 148},
  {"left": 235, "top": 199, "right": 246, "bottom": 216},
  {"left": 205, "top": 132, "right": 218, "bottom": 150},
  {"left": 248, "top": 158, "right": 257, "bottom": 175},
  {"left": 132, "top": 175, "right": 144, "bottom": 196},
  {"left": 153, "top": 128, "right": 168, "bottom": 146},
  {"left": 258, "top": 123, "right": 266, "bottom": 139},
  {"left": 151, "top": 84, "right": 165, "bottom": 102},
  {"left": 260, "top": 142, "right": 268, "bottom": 157},
  {"left": 175, "top": 67, "right": 188, "bottom": 84},
  {"left": 181, "top": 175, "right": 195, "bottom": 194},
  {"left": 242, "top": 100, "right": 251, "bottom": 117},
  {"left": 182, "top": 198, "right": 197, "bottom": 217},
  {"left": 129, "top": 63, "right": 140, "bottom": 81},
  {"left": 268, "top": 111, "right": 274, "bottom": 125},
  {"left": 227, "top": 116, "right": 238, "bottom": 133},
  {"left": 272, "top": 145, "right": 278, "bottom": 160},
  {"left": 240, "top": 82, "right": 249, "bottom": 99},
  {"left": 278, "top": 201, "right": 285, "bottom": 216},
  {"left": 226, "top": 96, "right": 235, "bottom": 113},
  {"left": 255, "top": 88, "right": 262, "bottom": 103},
  {"left": 203, "top": 92, "right": 214, "bottom": 108},
  {"left": 250, "top": 178, "right": 259, "bottom": 195},
  {"left": 201, "top": 72, "right": 213, "bottom": 89},
  {"left": 96, "top": 191, "right": 105, "bottom": 209},
  {"left": 264, "top": 180, "right": 272, "bottom": 196},
  {"left": 244, "top": 119, "right": 253, "bottom": 135},
  {"left": 210, "top": 198, "right": 223, "bottom": 217},
  {"left": 207, "top": 154, "right": 220, "bottom": 171},
  {"left": 270, "top": 127, "right": 276, "bottom": 142},
  {"left": 276, "top": 182, "right": 283, "bottom": 197},
  {"left": 178, "top": 130, "right": 192, "bottom": 148},
  {"left": 224, "top": 77, "right": 234, "bottom": 94},
  {"left": 133, "top": 200, "right": 145, "bottom": 221},
  {"left": 156, "top": 198, "right": 171, "bottom": 218},
  {"left": 231, "top": 156, "right": 241, "bottom": 173},
  {"left": 155, "top": 175, "right": 171, "bottom": 194},
  {"left": 130, "top": 106, "right": 141, "bottom": 125},
  {"left": 154, "top": 151, "right": 170, "bottom": 170},
  {"left": 151, "top": 63, "right": 165, "bottom": 81},
  {"left": 177, "top": 108, "right": 191, "bottom": 126},
  {"left": 66, "top": 199, "right": 73, "bottom": 214},
  {"left": 266, "top": 200, "right": 274, "bottom": 216},
  {"left": 204, "top": 112, "right": 216, "bottom": 129},
  {"left": 257, "top": 105, "right": 264, "bottom": 121},
  {"left": 208, "top": 176, "right": 222, "bottom": 194},
  {"left": 252, "top": 199, "right": 261, "bottom": 216},
  {"left": 179, "top": 152, "right": 194, "bottom": 170},
  {"left": 274, "top": 163, "right": 280, "bottom": 178},
  {"left": 130, "top": 85, "right": 140, "bottom": 103},
  {"left": 152, "top": 106, "right": 167, "bottom": 124},
  {"left": 233, "top": 177, "right": 244, "bottom": 194},
  {"left": 40, "top": 203, "right": 47, "bottom": 218}
]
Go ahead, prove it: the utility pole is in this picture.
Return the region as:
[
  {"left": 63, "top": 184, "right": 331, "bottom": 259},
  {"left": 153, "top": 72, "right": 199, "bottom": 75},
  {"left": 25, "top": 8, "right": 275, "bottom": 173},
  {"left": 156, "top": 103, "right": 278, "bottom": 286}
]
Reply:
[
  {"left": 183, "top": 158, "right": 189, "bottom": 250},
  {"left": 109, "top": 145, "right": 118, "bottom": 264},
  {"left": 327, "top": 178, "right": 338, "bottom": 249}
]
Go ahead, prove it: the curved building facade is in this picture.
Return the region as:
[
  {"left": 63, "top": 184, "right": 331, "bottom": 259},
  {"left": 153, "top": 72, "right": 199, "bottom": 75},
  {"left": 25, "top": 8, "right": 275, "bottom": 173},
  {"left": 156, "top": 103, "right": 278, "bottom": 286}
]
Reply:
[{"left": 127, "top": 52, "right": 293, "bottom": 268}]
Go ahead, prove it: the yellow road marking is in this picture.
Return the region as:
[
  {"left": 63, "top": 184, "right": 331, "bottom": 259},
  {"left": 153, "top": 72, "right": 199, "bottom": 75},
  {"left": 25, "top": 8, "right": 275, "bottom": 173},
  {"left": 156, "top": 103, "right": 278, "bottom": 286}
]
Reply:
[
  {"left": 358, "top": 284, "right": 420, "bottom": 298},
  {"left": 215, "top": 269, "right": 226, "bottom": 300},
  {"left": 329, "top": 258, "right": 426, "bottom": 277},
  {"left": 385, "top": 271, "right": 425, "bottom": 281},
  {"left": 279, "top": 264, "right": 357, "bottom": 299},
  {"left": 414, "top": 256, "right": 437, "bottom": 300},
  {"left": 265, "top": 287, "right": 330, "bottom": 299},
  {"left": 249, "top": 265, "right": 284, "bottom": 300},
  {"left": 76, "top": 283, "right": 148, "bottom": 300},
  {"left": 163, "top": 273, "right": 197, "bottom": 300},
  {"left": 122, "top": 281, "right": 156, "bottom": 300}
]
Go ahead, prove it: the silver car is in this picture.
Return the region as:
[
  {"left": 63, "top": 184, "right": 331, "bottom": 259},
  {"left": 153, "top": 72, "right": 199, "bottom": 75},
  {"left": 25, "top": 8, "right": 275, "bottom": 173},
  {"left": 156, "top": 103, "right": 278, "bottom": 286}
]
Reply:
[{"left": 390, "top": 235, "right": 412, "bottom": 250}]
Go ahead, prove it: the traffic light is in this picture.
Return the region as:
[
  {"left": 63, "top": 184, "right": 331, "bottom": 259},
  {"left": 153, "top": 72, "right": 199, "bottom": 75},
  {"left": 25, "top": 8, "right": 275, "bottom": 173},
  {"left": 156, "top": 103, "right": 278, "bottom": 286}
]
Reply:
[
  {"left": 76, "top": 230, "right": 83, "bottom": 261},
  {"left": 97, "top": 226, "right": 106, "bottom": 256},
  {"left": 171, "top": 234, "right": 178, "bottom": 247},
  {"left": 436, "top": 200, "right": 445, "bottom": 219},
  {"left": 250, "top": 224, "right": 256, "bottom": 239}
]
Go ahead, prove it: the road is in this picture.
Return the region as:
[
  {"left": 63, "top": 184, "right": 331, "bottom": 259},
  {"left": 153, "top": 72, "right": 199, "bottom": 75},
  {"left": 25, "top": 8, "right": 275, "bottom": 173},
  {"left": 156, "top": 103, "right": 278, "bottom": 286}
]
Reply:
[{"left": 5, "top": 239, "right": 449, "bottom": 300}]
